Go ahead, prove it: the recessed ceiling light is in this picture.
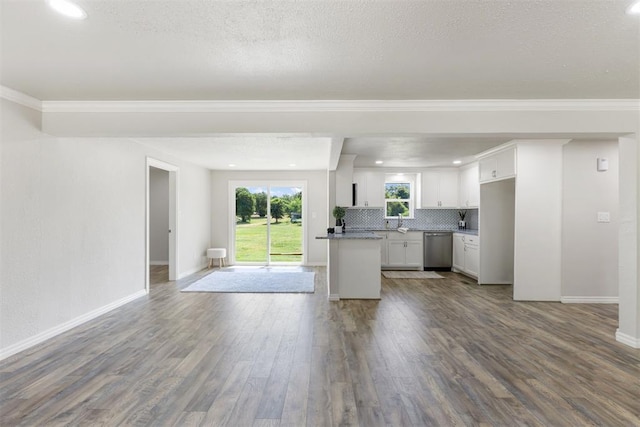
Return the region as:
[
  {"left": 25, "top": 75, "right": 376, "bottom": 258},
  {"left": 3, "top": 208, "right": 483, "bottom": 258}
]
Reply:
[
  {"left": 453, "top": 160, "right": 462, "bottom": 165},
  {"left": 47, "top": 0, "right": 88, "bottom": 20},
  {"left": 627, "top": 1, "right": 640, "bottom": 14},
  {"left": 228, "top": 163, "right": 236, "bottom": 167},
  {"left": 375, "top": 160, "right": 383, "bottom": 164},
  {"left": 289, "top": 163, "right": 296, "bottom": 167}
]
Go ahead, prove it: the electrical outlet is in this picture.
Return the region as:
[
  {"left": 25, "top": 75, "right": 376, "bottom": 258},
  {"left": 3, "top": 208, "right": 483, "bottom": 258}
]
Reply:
[{"left": 597, "top": 212, "right": 610, "bottom": 223}]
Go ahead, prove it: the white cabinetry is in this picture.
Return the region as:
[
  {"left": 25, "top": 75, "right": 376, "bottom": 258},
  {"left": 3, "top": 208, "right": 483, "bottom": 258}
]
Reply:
[
  {"left": 458, "top": 163, "right": 479, "bottom": 208},
  {"left": 378, "top": 231, "right": 388, "bottom": 265},
  {"left": 479, "top": 146, "right": 516, "bottom": 183},
  {"left": 383, "top": 231, "right": 423, "bottom": 269},
  {"left": 421, "top": 170, "right": 458, "bottom": 208},
  {"left": 452, "top": 234, "right": 465, "bottom": 271},
  {"left": 452, "top": 233, "right": 479, "bottom": 279},
  {"left": 353, "top": 170, "right": 385, "bottom": 207}
]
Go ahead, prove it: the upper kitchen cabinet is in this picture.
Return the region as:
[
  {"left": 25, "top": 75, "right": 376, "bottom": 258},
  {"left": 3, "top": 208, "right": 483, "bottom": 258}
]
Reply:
[
  {"left": 421, "top": 169, "right": 459, "bottom": 208},
  {"left": 353, "top": 170, "right": 385, "bottom": 207},
  {"left": 478, "top": 145, "right": 516, "bottom": 183},
  {"left": 458, "top": 163, "right": 479, "bottom": 208}
]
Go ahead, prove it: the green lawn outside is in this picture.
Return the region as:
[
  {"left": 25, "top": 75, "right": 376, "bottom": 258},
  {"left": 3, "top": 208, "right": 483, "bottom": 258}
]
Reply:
[{"left": 235, "top": 216, "right": 302, "bottom": 263}]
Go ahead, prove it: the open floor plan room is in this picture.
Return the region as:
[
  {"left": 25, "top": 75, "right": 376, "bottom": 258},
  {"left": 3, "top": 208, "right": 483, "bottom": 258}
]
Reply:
[{"left": 1, "top": 268, "right": 638, "bottom": 426}]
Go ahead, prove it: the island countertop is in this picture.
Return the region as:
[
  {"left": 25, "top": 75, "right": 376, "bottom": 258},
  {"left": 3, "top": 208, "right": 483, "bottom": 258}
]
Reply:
[{"left": 315, "top": 232, "right": 383, "bottom": 240}]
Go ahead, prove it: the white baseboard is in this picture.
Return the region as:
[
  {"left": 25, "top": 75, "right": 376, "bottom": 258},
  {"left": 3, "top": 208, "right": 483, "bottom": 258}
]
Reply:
[
  {"left": 615, "top": 330, "right": 640, "bottom": 348},
  {"left": 178, "top": 262, "right": 209, "bottom": 279},
  {"left": 561, "top": 296, "right": 619, "bottom": 304},
  {"left": 329, "top": 293, "right": 340, "bottom": 301},
  {"left": 149, "top": 260, "right": 169, "bottom": 266},
  {"left": 0, "top": 289, "right": 147, "bottom": 361}
]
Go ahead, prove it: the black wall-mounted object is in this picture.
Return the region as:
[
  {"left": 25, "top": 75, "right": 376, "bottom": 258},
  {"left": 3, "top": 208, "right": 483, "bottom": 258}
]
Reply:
[{"left": 352, "top": 183, "right": 357, "bottom": 206}]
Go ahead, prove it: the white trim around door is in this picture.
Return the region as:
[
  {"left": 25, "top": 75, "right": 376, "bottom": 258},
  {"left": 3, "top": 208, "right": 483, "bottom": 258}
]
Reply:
[{"left": 146, "top": 158, "right": 179, "bottom": 292}]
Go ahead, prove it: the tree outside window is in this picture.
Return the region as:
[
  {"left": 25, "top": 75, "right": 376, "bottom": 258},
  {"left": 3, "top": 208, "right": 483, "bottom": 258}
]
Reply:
[{"left": 385, "top": 182, "right": 411, "bottom": 217}]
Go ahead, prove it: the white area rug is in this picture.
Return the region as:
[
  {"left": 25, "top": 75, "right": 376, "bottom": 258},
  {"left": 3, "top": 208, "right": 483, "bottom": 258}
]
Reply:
[
  {"left": 382, "top": 271, "right": 444, "bottom": 279},
  {"left": 181, "top": 271, "right": 315, "bottom": 293}
]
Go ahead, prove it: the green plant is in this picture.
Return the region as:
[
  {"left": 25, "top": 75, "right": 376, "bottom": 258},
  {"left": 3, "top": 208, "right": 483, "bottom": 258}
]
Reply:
[
  {"left": 332, "top": 206, "right": 346, "bottom": 220},
  {"left": 235, "top": 187, "right": 255, "bottom": 223},
  {"left": 458, "top": 210, "right": 467, "bottom": 220},
  {"left": 270, "top": 197, "right": 285, "bottom": 223}
]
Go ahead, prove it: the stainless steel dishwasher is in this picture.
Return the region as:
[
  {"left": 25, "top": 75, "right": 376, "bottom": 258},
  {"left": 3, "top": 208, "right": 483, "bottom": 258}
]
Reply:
[{"left": 423, "top": 232, "right": 452, "bottom": 270}]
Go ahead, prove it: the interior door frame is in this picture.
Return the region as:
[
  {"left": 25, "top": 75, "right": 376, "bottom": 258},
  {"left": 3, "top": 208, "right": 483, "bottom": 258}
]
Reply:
[
  {"left": 146, "top": 158, "right": 179, "bottom": 292},
  {"left": 229, "top": 180, "right": 307, "bottom": 266}
]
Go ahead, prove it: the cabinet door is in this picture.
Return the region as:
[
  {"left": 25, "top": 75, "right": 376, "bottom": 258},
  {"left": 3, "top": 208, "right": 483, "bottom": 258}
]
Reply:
[
  {"left": 365, "top": 172, "right": 385, "bottom": 207},
  {"left": 421, "top": 171, "right": 440, "bottom": 207},
  {"left": 495, "top": 147, "right": 516, "bottom": 179},
  {"left": 379, "top": 233, "right": 388, "bottom": 266},
  {"left": 459, "top": 164, "right": 479, "bottom": 208},
  {"left": 465, "top": 244, "right": 479, "bottom": 277},
  {"left": 352, "top": 171, "right": 366, "bottom": 207},
  {"left": 479, "top": 157, "right": 497, "bottom": 183},
  {"left": 452, "top": 234, "right": 465, "bottom": 271},
  {"left": 438, "top": 170, "right": 459, "bottom": 208},
  {"left": 387, "top": 241, "right": 406, "bottom": 265},
  {"left": 405, "top": 241, "right": 424, "bottom": 267}
]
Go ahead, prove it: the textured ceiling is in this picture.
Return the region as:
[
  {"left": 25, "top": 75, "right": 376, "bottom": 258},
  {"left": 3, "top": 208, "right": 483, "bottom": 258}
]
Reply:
[
  {"left": 1, "top": 0, "right": 639, "bottom": 101},
  {"left": 1, "top": 0, "right": 638, "bottom": 169},
  {"left": 343, "top": 136, "right": 514, "bottom": 168},
  {"left": 134, "top": 136, "right": 332, "bottom": 170}
]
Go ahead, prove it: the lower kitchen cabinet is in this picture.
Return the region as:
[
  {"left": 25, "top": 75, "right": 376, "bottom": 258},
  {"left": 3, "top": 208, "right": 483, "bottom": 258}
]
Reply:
[
  {"left": 452, "top": 233, "right": 479, "bottom": 278},
  {"left": 383, "top": 231, "right": 423, "bottom": 269}
]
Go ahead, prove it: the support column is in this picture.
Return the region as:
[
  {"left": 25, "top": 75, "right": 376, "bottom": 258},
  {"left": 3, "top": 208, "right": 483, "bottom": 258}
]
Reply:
[{"left": 617, "top": 134, "right": 640, "bottom": 348}]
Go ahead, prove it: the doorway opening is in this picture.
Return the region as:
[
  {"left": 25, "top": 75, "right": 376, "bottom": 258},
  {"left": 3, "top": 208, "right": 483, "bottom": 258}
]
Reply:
[
  {"left": 231, "top": 181, "right": 306, "bottom": 266},
  {"left": 146, "top": 158, "right": 179, "bottom": 292}
]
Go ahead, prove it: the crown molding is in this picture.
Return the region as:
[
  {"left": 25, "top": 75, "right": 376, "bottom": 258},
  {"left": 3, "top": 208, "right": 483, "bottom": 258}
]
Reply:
[
  {"left": 0, "top": 86, "right": 42, "bottom": 111},
  {"left": 1, "top": 87, "right": 637, "bottom": 114},
  {"left": 40, "top": 99, "right": 640, "bottom": 114}
]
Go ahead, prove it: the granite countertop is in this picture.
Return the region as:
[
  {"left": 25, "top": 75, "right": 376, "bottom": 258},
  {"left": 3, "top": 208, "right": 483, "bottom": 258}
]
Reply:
[
  {"left": 347, "top": 228, "right": 479, "bottom": 236},
  {"left": 316, "top": 231, "right": 383, "bottom": 240},
  {"left": 452, "top": 229, "right": 479, "bottom": 236}
]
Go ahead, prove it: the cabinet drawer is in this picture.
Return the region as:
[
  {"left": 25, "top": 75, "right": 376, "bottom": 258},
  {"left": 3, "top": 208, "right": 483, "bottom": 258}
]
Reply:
[
  {"left": 387, "top": 231, "right": 422, "bottom": 241},
  {"left": 465, "top": 235, "right": 479, "bottom": 245}
]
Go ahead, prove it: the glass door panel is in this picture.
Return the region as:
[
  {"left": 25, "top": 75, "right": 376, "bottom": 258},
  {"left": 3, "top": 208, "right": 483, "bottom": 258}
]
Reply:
[
  {"left": 234, "top": 183, "right": 303, "bottom": 265},
  {"left": 269, "top": 186, "right": 303, "bottom": 264},
  {"left": 234, "top": 186, "right": 268, "bottom": 263}
]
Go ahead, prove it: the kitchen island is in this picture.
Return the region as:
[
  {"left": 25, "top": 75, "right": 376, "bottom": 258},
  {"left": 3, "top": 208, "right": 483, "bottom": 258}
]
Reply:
[{"left": 316, "top": 232, "right": 383, "bottom": 299}]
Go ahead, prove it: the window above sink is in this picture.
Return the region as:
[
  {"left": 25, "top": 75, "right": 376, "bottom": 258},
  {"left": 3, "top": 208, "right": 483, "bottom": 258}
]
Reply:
[{"left": 384, "top": 173, "right": 417, "bottom": 219}]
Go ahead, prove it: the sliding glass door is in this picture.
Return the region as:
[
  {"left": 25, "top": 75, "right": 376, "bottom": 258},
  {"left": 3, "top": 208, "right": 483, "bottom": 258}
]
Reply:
[{"left": 233, "top": 182, "right": 304, "bottom": 265}]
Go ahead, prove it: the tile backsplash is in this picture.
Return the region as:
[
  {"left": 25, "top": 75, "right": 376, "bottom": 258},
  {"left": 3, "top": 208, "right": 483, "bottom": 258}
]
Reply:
[{"left": 343, "top": 208, "right": 478, "bottom": 231}]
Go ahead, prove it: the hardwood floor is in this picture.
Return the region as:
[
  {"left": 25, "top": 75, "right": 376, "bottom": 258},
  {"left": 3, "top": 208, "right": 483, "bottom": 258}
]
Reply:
[{"left": 1, "top": 267, "right": 639, "bottom": 426}]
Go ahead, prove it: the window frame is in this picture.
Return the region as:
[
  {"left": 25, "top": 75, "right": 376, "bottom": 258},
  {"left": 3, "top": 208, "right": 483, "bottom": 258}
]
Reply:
[{"left": 384, "top": 174, "right": 416, "bottom": 219}]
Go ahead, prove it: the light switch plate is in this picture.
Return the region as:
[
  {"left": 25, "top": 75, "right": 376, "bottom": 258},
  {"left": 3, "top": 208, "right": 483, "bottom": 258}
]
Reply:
[{"left": 597, "top": 212, "right": 610, "bottom": 223}]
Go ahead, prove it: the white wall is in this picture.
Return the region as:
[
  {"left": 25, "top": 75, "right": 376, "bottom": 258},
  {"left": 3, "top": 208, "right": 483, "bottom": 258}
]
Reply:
[
  {"left": 513, "top": 140, "right": 567, "bottom": 301},
  {"left": 0, "top": 99, "right": 212, "bottom": 358},
  {"left": 561, "top": 140, "right": 619, "bottom": 301},
  {"left": 210, "top": 170, "right": 328, "bottom": 266},
  {"left": 149, "top": 167, "right": 169, "bottom": 264},
  {"left": 175, "top": 164, "right": 212, "bottom": 276},
  {"left": 618, "top": 135, "right": 640, "bottom": 347}
]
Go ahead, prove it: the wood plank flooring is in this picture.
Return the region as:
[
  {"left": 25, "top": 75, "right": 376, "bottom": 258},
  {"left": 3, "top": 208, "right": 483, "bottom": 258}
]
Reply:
[{"left": 1, "top": 266, "right": 639, "bottom": 426}]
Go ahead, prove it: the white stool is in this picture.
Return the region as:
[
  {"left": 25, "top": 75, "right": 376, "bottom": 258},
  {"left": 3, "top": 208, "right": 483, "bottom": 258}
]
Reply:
[{"left": 207, "top": 248, "right": 227, "bottom": 268}]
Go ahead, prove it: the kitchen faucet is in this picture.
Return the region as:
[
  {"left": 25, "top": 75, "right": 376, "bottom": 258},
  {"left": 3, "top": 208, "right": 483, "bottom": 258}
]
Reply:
[{"left": 398, "top": 213, "right": 403, "bottom": 228}]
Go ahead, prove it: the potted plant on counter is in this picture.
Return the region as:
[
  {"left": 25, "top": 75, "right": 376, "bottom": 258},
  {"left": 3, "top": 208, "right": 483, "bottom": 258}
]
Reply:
[
  {"left": 333, "top": 206, "right": 346, "bottom": 234},
  {"left": 458, "top": 210, "right": 467, "bottom": 230}
]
